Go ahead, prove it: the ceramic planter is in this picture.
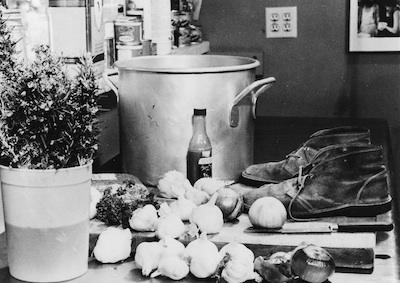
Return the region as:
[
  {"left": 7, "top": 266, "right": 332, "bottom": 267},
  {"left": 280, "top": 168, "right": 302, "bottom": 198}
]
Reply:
[{"left": 0, "top": 162, "right": 92, "bottom": 282}]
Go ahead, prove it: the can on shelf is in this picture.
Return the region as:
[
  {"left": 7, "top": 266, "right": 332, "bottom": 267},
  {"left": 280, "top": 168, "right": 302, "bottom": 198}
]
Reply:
[
  {"left": 171, "top": 10, "right": 180, "bottom": 29},
  {"left": 116, "top": 44, "right": 143, "bottom": 61},
  {"left": 179, "top": 11, "right": 192, "bottom": 27},
  {"left": 142, "top": 39, "right": 152, "bottom": 55},
  {"left": 114, "top": 16, "right": 143, "bottom": 46},
  {"left": 178, "top": 26, "right": 191, "bottom": 46},
  {"left": 189, "top": 24, "right": 203, "bottom": 44}
]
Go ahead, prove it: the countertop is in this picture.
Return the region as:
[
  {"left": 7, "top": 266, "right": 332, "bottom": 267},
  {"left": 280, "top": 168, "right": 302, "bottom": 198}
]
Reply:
[
  {"left": 0, "top": 230, "right": 397, "bottom": 283},
  {"left": 0, "top": 116, "right": 399, "bottom": 282}
]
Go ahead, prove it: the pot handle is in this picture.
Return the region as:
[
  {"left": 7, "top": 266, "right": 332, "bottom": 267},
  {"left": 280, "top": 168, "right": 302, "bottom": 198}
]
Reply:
[
  {"left": 229, "top": 77, "right": 276, "bottom": 127},
  {"left": 102, "top": 69, "right": 120, "bottom": 103}
]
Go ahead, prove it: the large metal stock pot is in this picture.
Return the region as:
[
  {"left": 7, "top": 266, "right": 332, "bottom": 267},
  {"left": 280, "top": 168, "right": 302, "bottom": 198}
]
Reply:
[{"left": 110, "top": 55, "right": 275, "bottom": 186}]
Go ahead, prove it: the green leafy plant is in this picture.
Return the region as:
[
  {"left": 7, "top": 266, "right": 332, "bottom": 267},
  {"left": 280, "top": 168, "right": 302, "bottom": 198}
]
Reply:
[{"left": 0, "top": 11, "right": 99, "bottom": 169}]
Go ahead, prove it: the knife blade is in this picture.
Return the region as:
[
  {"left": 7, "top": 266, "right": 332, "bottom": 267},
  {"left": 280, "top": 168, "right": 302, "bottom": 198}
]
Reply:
[
  {"left": 244, "top": 221, "right": 339, "bottom": 234},
  {"left": 244, "top": 220, "right": 393, "bottom": 234}
]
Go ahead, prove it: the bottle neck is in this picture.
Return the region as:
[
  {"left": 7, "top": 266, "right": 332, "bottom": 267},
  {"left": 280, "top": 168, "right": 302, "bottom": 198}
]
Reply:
[{"left": 192, "top": 115, "right": 207, "bottom": 135}]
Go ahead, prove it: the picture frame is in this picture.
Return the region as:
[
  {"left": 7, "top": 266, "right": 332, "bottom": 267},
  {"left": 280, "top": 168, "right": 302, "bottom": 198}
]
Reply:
[{"left": 349, "top": 0, "right": 400, "bottom": 52}]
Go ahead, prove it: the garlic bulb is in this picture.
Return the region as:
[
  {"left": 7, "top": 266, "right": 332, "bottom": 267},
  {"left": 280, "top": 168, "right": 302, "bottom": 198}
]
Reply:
[
  {"left": 157, "top": 170, "right": 192, "bottom": 199},
  {"left": 219, "top": 242, "right": 257, "bottom": 283},
  {"left": 158, "top": 202, "right": 172, "bottom": 218},
  {"left": 222, "top": 260, "right": 258, "bottom": 283},
  {"left": 185, "top": 186, "right": 210, "bottom": 205},
  {"left": 169, "top": 196, "right": 197, "bottom": 221},
  {"left": 150, "top": 255, "right": 189, "bottom": 280},
  {"left": 219, "top": 242, "right": 254, "bottom": 263},
  {"left": 159, "top": 236, "right": 186, "bottom": 257},
  {"left": 190, "top": 194, "right": 224, "bottom": 234},
  {"left": 134, "top": 241, "right": 164, "bottom": 276},
  {"left": 185, "top": 235, "right": 221, "bottom": 278},
  {"left": 193, "top": 177, "right": 227, "bottom": 196},
  {"left": 156, "top": 213, "right": 186, "bottom": 239},
  {"left": 129, "top": 204, "right": 158, "bottom": 231},
  {"left": 93, "top": 227, "right": 132, "bottom": 263}
]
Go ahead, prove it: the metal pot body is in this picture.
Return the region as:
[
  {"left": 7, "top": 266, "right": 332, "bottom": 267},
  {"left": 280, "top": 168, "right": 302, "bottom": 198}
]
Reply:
[{"left": 114, "top": 55, "right": 274, "bottom": 186}]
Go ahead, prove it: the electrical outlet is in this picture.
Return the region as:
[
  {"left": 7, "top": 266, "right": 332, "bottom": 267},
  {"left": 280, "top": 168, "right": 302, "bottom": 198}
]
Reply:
[{"left": 266, "top": 7, "right": 297, "bottom": 38}]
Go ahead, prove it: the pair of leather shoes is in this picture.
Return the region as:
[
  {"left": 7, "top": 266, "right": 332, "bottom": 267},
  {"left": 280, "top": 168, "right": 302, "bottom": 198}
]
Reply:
[
  {"left": 242, "top": 126, "right": 371, "bottom": 185},
  {"left": 242, "top": 127, "right": 391, "bottom": 218}
]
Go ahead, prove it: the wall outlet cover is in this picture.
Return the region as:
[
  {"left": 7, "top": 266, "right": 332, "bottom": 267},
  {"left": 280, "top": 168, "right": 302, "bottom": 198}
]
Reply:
[{"left": 266, "top": 6, "right": 297, "bottom": 38}]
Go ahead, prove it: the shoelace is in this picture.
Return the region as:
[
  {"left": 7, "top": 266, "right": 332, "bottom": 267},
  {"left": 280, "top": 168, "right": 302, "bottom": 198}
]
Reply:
[
  {"left": 284, "top": 146, "right": 314, "bottom": 168},
  {"left": 287, "top": 166, "right": 317, "bottom": 221}
]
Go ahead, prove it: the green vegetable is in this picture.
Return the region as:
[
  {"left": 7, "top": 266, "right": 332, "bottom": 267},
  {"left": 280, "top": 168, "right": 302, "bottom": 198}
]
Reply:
[{"left": 95, "top": 181, "right": 156, "bottom": 228}]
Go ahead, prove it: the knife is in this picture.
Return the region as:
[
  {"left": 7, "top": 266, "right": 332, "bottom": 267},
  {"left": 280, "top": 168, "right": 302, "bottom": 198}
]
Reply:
[
  {"left": 244, "top": 220, "right": 393, "bottom": 234},
  {"left": 245, "top": 222, "right": 338, "bottom": 234}
]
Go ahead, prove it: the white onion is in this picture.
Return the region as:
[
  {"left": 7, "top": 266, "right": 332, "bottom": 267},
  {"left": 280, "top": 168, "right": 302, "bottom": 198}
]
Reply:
[{"left": 248, "top": 197, "right": 287, "bottom": 228}]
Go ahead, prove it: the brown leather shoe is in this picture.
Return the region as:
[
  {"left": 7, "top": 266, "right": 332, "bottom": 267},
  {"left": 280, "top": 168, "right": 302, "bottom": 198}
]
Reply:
[
  {"left": 243, "top": 145, "right": 391, "bottom": 218},
  {"left": 242, "top": 126, "right": 371, "bottom": 186}
]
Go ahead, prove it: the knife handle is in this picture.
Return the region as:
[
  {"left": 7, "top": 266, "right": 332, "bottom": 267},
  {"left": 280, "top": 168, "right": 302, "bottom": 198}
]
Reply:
[{"left": 338, "top": 222, "right": 393, "bottom": 232}]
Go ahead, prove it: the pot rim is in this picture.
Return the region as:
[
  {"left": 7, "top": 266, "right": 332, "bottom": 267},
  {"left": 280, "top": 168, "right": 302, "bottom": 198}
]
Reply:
[{"left": 114, "top": 55, "right": 260, "bottom": 74}]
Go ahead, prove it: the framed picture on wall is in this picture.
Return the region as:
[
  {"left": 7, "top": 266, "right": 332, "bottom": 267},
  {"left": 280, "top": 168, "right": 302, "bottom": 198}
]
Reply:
[{"left": 349, "top": 0, "right": 400, "bottom": 52}]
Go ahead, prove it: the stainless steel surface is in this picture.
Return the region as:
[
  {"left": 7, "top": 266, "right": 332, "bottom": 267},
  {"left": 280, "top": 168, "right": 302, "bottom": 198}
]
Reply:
[
  {"left": 244, "top": 222, "right": 339, "bottom": 234},
  {"left": 113, "top": 55, "right": 275, "bottom": 185},
  {"left": 230, "top": 77, "right": 275, "bottom": 127}
]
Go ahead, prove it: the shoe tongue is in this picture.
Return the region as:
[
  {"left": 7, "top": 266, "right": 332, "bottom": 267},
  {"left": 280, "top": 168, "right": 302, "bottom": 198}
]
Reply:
[{"left": 284, "top": 147, "right": 318, "bottom": 175}]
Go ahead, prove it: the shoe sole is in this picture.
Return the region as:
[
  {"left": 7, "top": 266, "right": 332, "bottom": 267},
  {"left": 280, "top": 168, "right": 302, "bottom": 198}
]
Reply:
[{"left": 291, "top": 198, "right": 392, "bottom": 219}]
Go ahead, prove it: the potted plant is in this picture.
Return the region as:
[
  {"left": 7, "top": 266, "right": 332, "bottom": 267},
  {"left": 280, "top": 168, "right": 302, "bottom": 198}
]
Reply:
[{"left": 0, "top": 11, "right": 99, "bottom": 282}]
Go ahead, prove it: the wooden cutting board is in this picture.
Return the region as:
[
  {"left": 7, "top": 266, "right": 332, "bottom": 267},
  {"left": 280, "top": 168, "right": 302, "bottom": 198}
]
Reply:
[
  {"left": 205, "top": 214, "right": 376, "bottom": 272},
  {"left": 90, "top": 173, "right": 378, "bottom": 272},
  {"left": 90, "top": 215, "right": 376, "bottom": 272}
]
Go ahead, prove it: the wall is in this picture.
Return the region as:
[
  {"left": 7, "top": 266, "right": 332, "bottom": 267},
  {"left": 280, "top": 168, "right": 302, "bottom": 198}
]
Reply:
[
  {"left": 200, "top": 0, "right": 400, "bottom": 120},
  {"left": 200, "top": 0, "right": 400, "bottom": 213}
]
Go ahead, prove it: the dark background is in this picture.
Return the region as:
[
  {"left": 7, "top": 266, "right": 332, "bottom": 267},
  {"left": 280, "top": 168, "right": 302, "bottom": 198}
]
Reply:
[{"left": 199, "top": 0, "right": 400, "bottom": 214}]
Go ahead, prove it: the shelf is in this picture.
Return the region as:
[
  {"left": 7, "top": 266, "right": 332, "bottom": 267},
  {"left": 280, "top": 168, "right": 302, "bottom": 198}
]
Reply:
[{"left": 171, "top": 41, "right": 210, "bottom": 55}]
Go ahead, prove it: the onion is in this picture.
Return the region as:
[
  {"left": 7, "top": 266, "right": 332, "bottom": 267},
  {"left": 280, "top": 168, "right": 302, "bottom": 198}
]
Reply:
[
  {"left": 215, "top": 188, "right": 243, "bottom": 221},
  {"left": 291, "top": 244, "right": 335, "bottom": 283},
  {"left": 248, "top": 197, "right": 287, "bottom": 229}
]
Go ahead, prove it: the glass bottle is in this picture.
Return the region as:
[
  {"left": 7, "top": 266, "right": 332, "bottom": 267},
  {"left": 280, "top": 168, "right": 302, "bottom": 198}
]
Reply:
[{"left": 187, "top": 108, "right": 212, "bottom": 185}]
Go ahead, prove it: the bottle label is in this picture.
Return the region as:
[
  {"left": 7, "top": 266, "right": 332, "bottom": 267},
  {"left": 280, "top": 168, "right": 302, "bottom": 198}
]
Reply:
[
  {"left": 198, "top": 156, "right": 212, "bottom": 177},
  {"left": 187, "top": 149, "right": 212, "bottom": 184}
]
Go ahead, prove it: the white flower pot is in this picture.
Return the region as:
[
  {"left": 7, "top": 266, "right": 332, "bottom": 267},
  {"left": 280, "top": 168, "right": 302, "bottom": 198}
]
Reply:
[{"left": 0, "top": 163, "right": 92, "bottom": 282}]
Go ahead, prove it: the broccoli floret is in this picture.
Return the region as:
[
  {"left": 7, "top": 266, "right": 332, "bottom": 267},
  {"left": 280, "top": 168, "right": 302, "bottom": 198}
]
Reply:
[{"left": 95, "top": 181, "right": 155, "bottom": 228}]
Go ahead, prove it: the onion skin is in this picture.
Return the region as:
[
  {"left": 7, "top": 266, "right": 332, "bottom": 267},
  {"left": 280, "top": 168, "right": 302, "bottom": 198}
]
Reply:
[
  {"left": 215, "top": 188, "right": 243, "bottom": 221},
  {"left": 291, "top": 244, "right": 335, "bottom": 283},
  {"left": 248, "top": 197, "right": 287, "bottom": 229}
]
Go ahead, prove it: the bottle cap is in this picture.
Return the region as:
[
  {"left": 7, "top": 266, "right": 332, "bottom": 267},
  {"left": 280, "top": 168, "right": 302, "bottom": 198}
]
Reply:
[{"left": 194, "top": 108, "right": 206, "bottom": 116}]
